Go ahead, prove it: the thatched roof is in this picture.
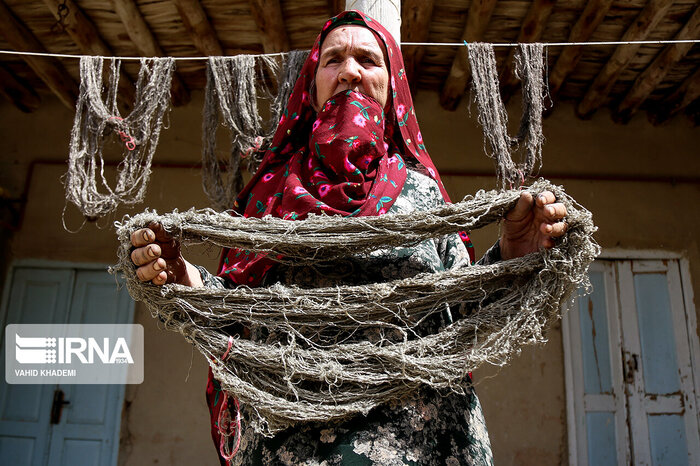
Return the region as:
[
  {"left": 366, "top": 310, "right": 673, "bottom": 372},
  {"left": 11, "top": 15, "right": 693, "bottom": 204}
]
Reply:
[{"left": 0, "top": 0, "right": 698, "bottom": 124}]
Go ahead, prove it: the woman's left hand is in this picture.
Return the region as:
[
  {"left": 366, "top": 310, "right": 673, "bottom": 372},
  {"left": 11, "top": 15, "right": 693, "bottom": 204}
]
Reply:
[{"left": 499, "top": 191, "right": 568, "bottom": 260}]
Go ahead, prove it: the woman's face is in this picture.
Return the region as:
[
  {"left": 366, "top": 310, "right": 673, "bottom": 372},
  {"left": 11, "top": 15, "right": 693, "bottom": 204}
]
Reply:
[{"left": 315, "top": 25, "right": 390, "bottom": 110}]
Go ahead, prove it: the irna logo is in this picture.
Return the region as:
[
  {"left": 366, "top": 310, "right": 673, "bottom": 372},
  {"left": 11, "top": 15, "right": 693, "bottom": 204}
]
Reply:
[{"left": 15, "top": 334, "right": 134, "bottom": 365}]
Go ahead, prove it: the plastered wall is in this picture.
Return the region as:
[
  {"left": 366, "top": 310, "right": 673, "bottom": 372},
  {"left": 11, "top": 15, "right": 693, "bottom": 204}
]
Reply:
[{"left": 1, "top": 90, "right": 698, "bottom": 465}]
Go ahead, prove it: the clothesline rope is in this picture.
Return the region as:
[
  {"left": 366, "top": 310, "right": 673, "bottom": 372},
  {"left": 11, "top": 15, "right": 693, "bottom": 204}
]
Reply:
[{"left": 1, "top": 39, "right": 698, "bottom": 60}]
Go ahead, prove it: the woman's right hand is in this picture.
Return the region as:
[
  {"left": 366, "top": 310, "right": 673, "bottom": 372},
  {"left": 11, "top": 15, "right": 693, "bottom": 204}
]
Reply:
[{"left": 130, "top": 222, "right": 203, "bottom": 287}]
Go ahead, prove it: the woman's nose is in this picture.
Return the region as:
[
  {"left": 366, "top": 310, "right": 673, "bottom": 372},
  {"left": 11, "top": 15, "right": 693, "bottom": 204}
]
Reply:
[{"left": 338, "top": 59, "right": 362, "bottom": 84}]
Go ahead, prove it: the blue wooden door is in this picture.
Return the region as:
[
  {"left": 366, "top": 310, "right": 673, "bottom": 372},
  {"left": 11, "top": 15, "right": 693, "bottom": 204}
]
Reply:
[
  {"left": 0, "top": 266, "right": 134, "bottom": 466},
  {"left": 564, "top": 259, "right": 700, "bottom": 465}
]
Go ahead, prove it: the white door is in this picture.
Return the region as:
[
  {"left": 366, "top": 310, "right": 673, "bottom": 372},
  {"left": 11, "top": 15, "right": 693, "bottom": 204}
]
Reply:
[
  {"left": 0, "top": 266, "right": 134, "bottom": 466},
  {"left": 563, "top": 258, "right": 700, "bottom": 465}
]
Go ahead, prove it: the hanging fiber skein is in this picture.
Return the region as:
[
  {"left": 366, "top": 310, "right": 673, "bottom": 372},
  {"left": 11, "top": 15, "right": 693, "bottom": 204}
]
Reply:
[
  {"left": 467, "top": 43, "right": 545, "bottom": 188},
  {"left": 64, "top": 57, "right": 175, "bottom": 222},
  {"left": 201, "top": 51, "right": 309, "bottom": 211}
]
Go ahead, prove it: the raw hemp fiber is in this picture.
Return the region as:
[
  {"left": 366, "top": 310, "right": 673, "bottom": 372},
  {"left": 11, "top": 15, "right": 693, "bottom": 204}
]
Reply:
[
  {"left": 202, "top": 51, "right": 309, "bottom": 211},
  {"left": 113, "top": 179, "right": 599, "bottom": 435}
]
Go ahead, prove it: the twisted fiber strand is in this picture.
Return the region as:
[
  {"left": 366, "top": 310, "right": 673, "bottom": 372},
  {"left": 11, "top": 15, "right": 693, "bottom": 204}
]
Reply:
[
  {"left": 113, "top": 180, "right": 599, "bottom": 435},
  {"left": 514, "top": 44, "right": 545, "bottom": 176},
  {"left": 115, "top": 179, "right": 557, "bottom": 264}
]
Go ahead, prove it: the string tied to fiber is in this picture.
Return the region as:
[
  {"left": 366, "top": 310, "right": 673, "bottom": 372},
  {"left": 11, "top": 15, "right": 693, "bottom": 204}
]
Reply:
[{"left": 64, "top": 56, "right": 174, "bottom": 222}]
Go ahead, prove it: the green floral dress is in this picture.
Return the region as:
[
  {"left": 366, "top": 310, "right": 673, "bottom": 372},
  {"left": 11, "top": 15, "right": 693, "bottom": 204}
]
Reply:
[{"left": 202, "top": 167, "right": 497, "bottom": 465}]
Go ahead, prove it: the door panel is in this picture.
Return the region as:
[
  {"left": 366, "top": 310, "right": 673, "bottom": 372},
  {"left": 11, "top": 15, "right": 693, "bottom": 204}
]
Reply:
[
  {"left": 633, "top": 272, "right": 680, "bottom": 394},
  {"left": 585, "top": 411, "right": 617, "bottom": 465}
]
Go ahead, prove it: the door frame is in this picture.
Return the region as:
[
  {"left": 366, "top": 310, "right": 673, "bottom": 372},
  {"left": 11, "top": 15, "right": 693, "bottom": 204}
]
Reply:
[{"left": 562, "top": 249, "right": 700, "bottom": 465}]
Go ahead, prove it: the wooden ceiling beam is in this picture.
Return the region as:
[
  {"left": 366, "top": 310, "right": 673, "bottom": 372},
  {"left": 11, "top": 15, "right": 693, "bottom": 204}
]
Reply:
[
  {"left": 615, "top": 6, "right": 700, "bottom": 123},
  {"left": 41, "top": 0, "right": 135, "bottom": 108},
  {"left": 401, "top": 0, "right": 435, "bottom": 92},
  {"left": 649, "top": 67, "right": 700, "bottom": 124},
  {"left": 576, "top": 0, "right": 671, "bottom": 119},
  {"left": 0, "top": 0, "right": 77, "bottom": 109},
  {"left": 440, "top": 0, "right": 498, "bottom": 111},
  {"left": 0, "top": 63, "right": 41, "bottom": 112},
  {"left": 172, "top": 0, "right": 223, "bottom": 56},
  {"left": 547, "top": 0, "right": 613, "bottom": 101},
  {"left": 112, "top": 0, "right": 190, "bottom": 106},
  {"left": 248, "top": 0, "right": 290, "bottom": 54},
  {"left": 500, "top": 0, "right": 556, "bottom": 103}
]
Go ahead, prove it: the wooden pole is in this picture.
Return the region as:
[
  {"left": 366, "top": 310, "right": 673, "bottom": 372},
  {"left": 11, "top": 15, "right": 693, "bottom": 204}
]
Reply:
[
  {"left": 345, "top": 0, "right": 401, "bottom": 44},
  {"left": 649, "top": 67, "right": 700, "bottom": 125},
  {"left": 41, "top": 0, "right": 136, "bottom": 109},
  {"left": 172, "top": 0, "right": 224, "bottom": 56}
]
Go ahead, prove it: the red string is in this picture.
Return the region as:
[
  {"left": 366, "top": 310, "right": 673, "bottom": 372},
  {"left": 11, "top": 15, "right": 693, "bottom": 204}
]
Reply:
[
  {"left": 217, "top": 336, "right": 241, "bottom": 463},
  {"left": 108, "top": 116, "right": 136, "bottom": 151},
  {"left": 241, "top": 136, "right": 264, "bottom": 159}
]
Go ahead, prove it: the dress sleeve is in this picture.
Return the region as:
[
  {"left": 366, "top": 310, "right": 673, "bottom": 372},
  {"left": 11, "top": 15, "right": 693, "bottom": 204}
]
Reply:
[
  {"left": 439, "top": 234, "right": 502, "bottom": 270},
  {"left": 193, "top": 265, "right": 228, "bottom": 289}
]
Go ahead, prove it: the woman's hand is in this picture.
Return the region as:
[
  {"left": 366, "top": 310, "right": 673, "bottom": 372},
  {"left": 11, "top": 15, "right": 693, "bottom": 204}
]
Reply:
[
  {"left": 499, "top": 191, "right": 568, "bottom": 260},
  {"left": 130, "top": 222, "right": 203, "bottom": 287}
]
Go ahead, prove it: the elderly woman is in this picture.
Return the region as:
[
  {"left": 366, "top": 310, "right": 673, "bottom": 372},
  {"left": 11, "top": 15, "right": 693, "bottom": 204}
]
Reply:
[{"left": 130, "top": 10, "right": 566, "bottom": 465}]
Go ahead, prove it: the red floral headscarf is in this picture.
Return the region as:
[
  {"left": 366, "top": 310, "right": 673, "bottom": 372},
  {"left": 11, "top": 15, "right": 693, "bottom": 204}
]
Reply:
[{"left": 217, "top": 10, "right": 473, "bottom": 285}]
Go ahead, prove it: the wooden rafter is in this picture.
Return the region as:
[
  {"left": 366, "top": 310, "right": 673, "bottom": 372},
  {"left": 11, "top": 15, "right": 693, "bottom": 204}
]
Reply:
[
  {"left": 615, "top": 6, "right": 700, "bottom": 123},
  {"left": 576, "top": 0, "right": 671, "bottom": 119},
  {"left": 439, "top": 0, "right": 497, "bottom": 111},
  {"left": 248, "top": 0, "right": 290, "bottom": 54},
  {"left": 0, "top": 63, "right": 41, "bottom": 112},
  {"left": 41, "top": 0, "right": 135, "bottom": 108},
  {"left": 401, "top": 0, "right": 435, "bottom": 92},
  {"left": 172, "top": 0, "right": 223, "bottom": 56},
  {"left": 547, "top": 0, "right": 613, "bottom": 101},
  {"left": 112, "top": 0, "right": 190, "bottom": 106},
  {"left": 499, "top": 0, "right": 556, "bottom": 103},
  {"left": 649, "top": 67, "right": 700, "bottom": 125},
  {"left": 0, "top": 0, "right": 77, "bottom": 110}
]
